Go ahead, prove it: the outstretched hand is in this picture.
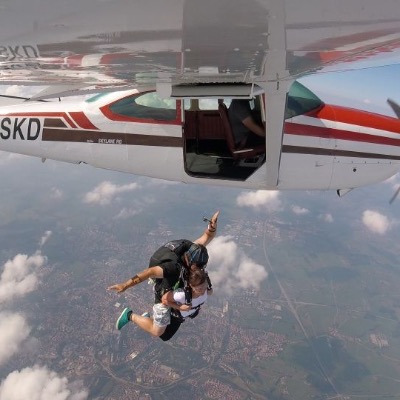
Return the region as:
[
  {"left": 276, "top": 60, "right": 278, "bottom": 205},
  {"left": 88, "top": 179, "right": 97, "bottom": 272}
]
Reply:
[
  {"left": 209, "top": 210, "right": 220, "bottom": 231},
  {"left": 107, "top": 283, "right": 126, "bottom": 293}
]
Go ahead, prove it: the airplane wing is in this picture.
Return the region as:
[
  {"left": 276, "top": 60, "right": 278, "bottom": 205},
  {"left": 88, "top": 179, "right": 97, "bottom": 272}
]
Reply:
[{"left": 1, "top": 0, "right": 400, "bottom": 92}]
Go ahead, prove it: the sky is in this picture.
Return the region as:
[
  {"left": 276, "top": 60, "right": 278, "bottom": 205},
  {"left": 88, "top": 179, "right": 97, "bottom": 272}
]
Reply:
[
  {"left": 300, "top": 63, "right": 400, "bottom": 115},
  {"left": 1, "top": 63, "right": 400, "bottom": 398}
]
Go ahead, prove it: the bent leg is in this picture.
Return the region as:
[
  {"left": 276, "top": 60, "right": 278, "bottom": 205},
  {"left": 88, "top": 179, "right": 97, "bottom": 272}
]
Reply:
[
  {"left": 131, "top": 303, "right": 170, "bottom": 337},
  {"left": 131, "top": 314, "right": 166, "bottom": 337}
]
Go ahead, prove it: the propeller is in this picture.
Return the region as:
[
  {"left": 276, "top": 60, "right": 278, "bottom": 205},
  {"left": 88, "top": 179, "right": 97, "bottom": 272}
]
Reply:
[
  {"left": 387, "top": 99, "right": 400, "bottom": 204},
  {"left": 389, "top": 185, "right": 400, "bottom": 205},
  {"left": 387, "top": 98, "right": 400, "bottom": 119}
]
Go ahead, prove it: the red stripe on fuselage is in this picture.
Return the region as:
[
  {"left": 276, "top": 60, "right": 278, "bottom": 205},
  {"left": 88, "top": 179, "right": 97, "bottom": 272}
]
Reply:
[
  {"left": 68, "top": 112, "right": 98, "bottom": 130},
  {"left": 0, "top": 112, "right": 78, "bottom": 128},
  {"left": 313, "top": 105, "right": 400, "bottom": 134},
  {"left": 285, "top": 122, "right": 400, "bottom": 147}
]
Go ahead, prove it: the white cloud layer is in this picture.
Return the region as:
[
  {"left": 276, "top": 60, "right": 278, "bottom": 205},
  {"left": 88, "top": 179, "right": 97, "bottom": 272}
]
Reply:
[
  {"left": 83, "top": 181, "right": 139, "bottom": 205},
  {"left": 236, "top": 190, "right": 281, "bottom": 211},
  {"left": 207, "top": 236, "right": 268, "bottom": 295},
  {"left": 0, "top": 365, "right": 88, "bottom": 400},
  {"left": 0, "top": 312, "right": 31, "bottom": 366},
  {"left": 0, "top": 252, "right": 46, "bottom": 304},
  {"left": 362, "top": 210, "right": 391, "bottom": 235}
]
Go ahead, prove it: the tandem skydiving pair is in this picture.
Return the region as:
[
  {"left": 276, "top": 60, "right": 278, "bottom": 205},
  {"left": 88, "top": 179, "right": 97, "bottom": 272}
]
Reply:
[{"left": 107, "top": 211, "right": 219, "bottom": 341}]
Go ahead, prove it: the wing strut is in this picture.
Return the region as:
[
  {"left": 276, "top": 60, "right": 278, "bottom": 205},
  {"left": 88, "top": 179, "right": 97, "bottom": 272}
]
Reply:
[
  {"left": 257, "top": 0, "right": 291, "bottom": 188},
  {"left": 263, "top": 81, "right": 290, "bottom": 188}
]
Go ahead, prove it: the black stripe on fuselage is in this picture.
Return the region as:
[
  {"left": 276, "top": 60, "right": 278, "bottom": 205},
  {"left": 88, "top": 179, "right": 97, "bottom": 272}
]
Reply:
[
  {"left": 44, "top": 118, "right": 67, "bottom": 128},
  {"left": 282, "top": 145, "right": 400, "bottom": 160},
  {"left": 42, "top": 128, "right": 183, "bottom": 147}
]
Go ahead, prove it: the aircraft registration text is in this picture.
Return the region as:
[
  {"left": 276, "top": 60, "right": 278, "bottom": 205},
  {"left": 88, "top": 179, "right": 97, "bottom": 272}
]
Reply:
[
  {"left": 0, "top": 118, "right": 42, "bottom": 140},
  {"left": 0, "top": 45, "right": 39, "bottom": 61}
]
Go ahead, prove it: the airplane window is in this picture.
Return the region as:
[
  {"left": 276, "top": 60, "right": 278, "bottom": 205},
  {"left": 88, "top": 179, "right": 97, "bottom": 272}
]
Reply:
[
  {"left": 109, "top": 92, "right": 177, "bottom": 121},
  {"left": 198, "top": 99, "right": 219, "bottom": 110},
  {"left": 199, "top": 99, "right": 232, "bottom": 110},
  {"left": 184, "top": 99, "right": 192, "bottom": 110},
  {"left": 86, "top": 93, "right": 108, "bottom": 103},
  {"left": 285, "top": 81, "right": 323, "bottom": 119},
  {"left": 135, "top": 92, "right": 176, "bottom": 110},
  {"left": 185, "top": 99, "right": 232, "bottom": 110}
]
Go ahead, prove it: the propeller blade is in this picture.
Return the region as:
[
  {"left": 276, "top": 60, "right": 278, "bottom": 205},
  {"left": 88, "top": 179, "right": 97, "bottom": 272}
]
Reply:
[
  {"left": 387, "top": 98, "right": 400, "bottom": 119},
  {"left": 389, "top": 185, "right": 400, "bottom": 204}
]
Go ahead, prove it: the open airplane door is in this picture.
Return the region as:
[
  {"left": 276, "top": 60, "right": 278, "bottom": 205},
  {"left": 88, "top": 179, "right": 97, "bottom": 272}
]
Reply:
[{"left": 159, "top": 84, "right": 267, "bottom": 183}]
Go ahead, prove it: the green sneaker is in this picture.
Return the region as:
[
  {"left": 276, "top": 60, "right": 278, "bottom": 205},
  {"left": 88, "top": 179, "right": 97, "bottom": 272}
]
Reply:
[{"left": 116, "top": 307, "right": 132, "bottom": 330}]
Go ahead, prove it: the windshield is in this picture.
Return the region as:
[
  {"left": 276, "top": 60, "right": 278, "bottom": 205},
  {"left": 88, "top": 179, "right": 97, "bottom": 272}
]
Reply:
[
  {"left": 108, "top": 92, "right": 177, "bottom": 121},
  {"left": 285, "top": 81, "right": 323, "bottom": 119}
]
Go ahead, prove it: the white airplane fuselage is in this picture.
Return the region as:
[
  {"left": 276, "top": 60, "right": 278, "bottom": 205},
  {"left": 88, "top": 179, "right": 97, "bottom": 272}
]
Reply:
[{"left": 0, "top": 87, "right": 399, "bottom": 191}]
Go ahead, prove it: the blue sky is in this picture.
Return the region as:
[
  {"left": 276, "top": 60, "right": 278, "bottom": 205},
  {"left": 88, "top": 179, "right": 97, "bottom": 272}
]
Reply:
[{"left": 300, "top": 63, "right": 400, "bottom": 115}]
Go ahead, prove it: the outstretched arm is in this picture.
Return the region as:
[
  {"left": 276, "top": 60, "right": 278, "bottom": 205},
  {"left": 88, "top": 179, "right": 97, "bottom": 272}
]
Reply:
[
  {"left": 194, "top": 210, "right": 220, "bottom": 246},
  {"left": 107, "top": 266, "right": 163, "bottom": 293}
]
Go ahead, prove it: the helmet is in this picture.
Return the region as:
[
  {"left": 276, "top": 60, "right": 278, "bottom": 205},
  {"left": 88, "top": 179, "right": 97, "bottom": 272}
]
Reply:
[{"left": 185, "top": 243, "right": 209, "bottom": 268}]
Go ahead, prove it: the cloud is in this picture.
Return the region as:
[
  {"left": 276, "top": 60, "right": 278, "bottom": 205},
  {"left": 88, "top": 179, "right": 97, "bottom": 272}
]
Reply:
[
  {"left": 113, "top": 207, "right": 140, "bottom": 219},
  {"left": 0, "top": 312, "right": 31, "bottom": 366},
  {"left": 236, "top": 190, "right": 281, "bottom": 211},
  {"left": 0, "top": 365, "right": 88, "bottom": 400},
  {"left": 4, "top": 85, "right": 36, "bottom": 97},
  {"left": 319, "top": 213, "right": 333, "bottom": 223},
  {"left": 0, "top": 252, "right": 46, "bottom": 304},
  {"left": 50, "top": 187, "right": 64, "bottom": 200},
  {"left": 83, "top": 181, "right": 139, "bottom": 206},
  {"left": 207, "top": 236, "right": 268, "bottom": 295},
  {"left": 39, "top": 231, "right": 52, "bottom": 247},
  {"left": 0, "top": 151, "right": 26, "bottom": 165},
  {"left": 291, "top": 205, "right": 309, "bottom": 215},
  {"left": 362, "top": 210, "right": 391, "bottom": 235}
]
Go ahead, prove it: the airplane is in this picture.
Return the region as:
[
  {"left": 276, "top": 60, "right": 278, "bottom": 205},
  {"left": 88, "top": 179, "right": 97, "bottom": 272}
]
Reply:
[{"left": 1, "top": 0, "right": 400, "bottom": 192}]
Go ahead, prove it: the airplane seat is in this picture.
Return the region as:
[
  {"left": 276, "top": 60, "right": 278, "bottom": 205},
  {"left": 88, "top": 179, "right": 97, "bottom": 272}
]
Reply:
[{"left": 218, "top": 101, "right": 265, "bottom": 160}]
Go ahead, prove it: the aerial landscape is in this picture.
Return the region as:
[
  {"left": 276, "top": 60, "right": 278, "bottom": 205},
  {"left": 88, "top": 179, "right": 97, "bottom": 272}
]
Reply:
[
  {"left": 1, "top": 149, "right": 400, "bottom": 399},
  {"left": 2, "top": 1, "right": 400, "bottom": 398}
]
